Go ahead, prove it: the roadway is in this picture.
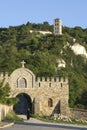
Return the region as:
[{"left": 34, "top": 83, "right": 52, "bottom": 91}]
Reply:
[{"left": 2, "top": 115, "right": 87, "bottom": 130}]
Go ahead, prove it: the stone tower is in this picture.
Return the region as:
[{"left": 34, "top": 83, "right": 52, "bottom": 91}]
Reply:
[{"left": 54, "top": 18, "right": 62, "bottom": 35}]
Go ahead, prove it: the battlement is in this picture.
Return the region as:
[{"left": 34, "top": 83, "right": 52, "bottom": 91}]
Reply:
[
  {"left": 36, "top": 77, "right": 68, "bottom": 83},
  {"left": 0, "top": 72, "right": 9, "bottom": 79}
]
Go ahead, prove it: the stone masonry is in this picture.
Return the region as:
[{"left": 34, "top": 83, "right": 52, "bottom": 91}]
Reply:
[{"left": 0, "top": 62, "right": 69, "bottom": 116}]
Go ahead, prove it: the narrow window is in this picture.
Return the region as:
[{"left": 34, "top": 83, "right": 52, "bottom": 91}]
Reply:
[
  {"left": 61, "top": 83, "right": 63, "bottom": 87},
  {"left": 48, "top": 98, "right": 53, "bottom": 107},
  {"left": 39, "top": 82, "right": 40, "bottom": 87},
  {"left": 49, "top": 83, "right": 51, "bottom": 87}
]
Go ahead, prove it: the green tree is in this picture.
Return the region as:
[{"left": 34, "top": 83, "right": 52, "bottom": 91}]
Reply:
[{"left": 0, "top": 79, "right": 18, "bottom": 105}]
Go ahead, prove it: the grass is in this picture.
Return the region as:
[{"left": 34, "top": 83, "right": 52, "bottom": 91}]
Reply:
[
  {"left": 5, "top": 111, "right": 24, "bottom": 122},
  {"left": 31, "top": 114, "right": 87, "bottom": 126}
]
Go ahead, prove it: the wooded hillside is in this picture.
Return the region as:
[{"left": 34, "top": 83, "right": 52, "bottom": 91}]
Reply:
[{"left": 0, "top": 22, "right": 87, "bottom": 108}]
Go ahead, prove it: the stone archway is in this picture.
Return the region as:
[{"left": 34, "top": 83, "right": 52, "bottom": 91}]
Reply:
[{"left": 13, "top": 93, "right": 32, "bottom": 115}]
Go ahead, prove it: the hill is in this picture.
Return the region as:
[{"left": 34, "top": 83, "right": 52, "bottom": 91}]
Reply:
[{"left": 0, "top": 22, "right": 87, "bottom": 109}]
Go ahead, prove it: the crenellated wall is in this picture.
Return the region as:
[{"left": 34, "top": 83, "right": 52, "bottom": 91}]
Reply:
[
  {"left": 0, "top": 72, "right": 9, "bottom": 79},
  {"left": 34, "top": 76, "right": 69, "bottom": 115},
  {"left": 0, "top": 67, "right": 87, "bottom": 121},
  {"left": 36, "top": 77, "right": 68, "bottom": 82},
  {"left": 0, "top": 67, "right": 69, "bottom": 117}
]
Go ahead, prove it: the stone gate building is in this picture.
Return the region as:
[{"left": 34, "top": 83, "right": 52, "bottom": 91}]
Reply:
[{"left": 0, "top": 61, "right": 69, "bottom": 116}]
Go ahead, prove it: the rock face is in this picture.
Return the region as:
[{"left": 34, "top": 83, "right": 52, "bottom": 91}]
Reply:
[
  {"left": 0, "top": 66, "right": 69, "bottom": 116},
  {"left": 71, "top": 43, "right": 87, "bottom": 58},
  {"left": 56, "top": 59, "right": 66, "bottom": 68}
]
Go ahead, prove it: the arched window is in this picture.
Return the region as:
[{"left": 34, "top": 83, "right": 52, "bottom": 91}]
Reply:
[
  {"left": 18, "top": 78, "right": 27, "bottom": 88},
  {"left": 48, "top": 98, "right": 53, "bottom": 107}
]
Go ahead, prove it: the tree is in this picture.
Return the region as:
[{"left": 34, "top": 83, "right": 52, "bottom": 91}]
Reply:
[{"left": 0, "top": 79, "right": 18, "bottom": 105}]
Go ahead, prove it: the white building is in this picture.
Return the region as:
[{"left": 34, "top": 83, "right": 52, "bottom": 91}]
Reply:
[
  {"left": 54, "top": 18, "right": 62, "bottom": 35},
  {"left": 30, "top": 30, "right": 52, "bottom": 35}
]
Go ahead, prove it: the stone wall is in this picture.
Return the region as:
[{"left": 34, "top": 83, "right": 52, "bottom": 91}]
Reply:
[
  {"left": 35, "top": 77, "right": 69, "bottom": 115},
  {"left": 0, "top": 67, "right": 69, "bottom": 116},
  {"left": 70, "top": 108, "right": 87, "bottom": 121},
  {"left": 0, "top": 104, "right": 11, "bottom": 121}
]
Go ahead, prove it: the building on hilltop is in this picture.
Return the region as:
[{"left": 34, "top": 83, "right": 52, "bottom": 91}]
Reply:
[
  {"left": 54, "top": 18, "right": 62, "bottom": 35},
  {"left": 0, "top": 61, "right": 69, "bottom": 116}
]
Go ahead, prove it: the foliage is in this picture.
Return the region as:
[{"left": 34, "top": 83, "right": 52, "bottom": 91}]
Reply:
[
  {"left": 0, "top": 22, "right": 87, "bottom": 108},
  {"left": 0, "top": 79, "right": 18, "bottom": 105}
]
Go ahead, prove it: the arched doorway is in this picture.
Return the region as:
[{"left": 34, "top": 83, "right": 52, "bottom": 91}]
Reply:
[{"left": 13, "top": 93, "right": 32, "bottom": 115}]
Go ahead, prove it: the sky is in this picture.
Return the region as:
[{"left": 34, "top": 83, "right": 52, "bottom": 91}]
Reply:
[{"left": 0, "top": 0, "right": 87, "bottom": 28}]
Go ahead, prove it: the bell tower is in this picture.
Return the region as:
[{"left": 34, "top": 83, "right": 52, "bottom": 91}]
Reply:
[{"left": 54, "top": 18, "right": 62, "bottom": 35}]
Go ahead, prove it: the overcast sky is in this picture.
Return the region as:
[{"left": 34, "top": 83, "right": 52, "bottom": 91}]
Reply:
[{"left": 0, "top": 0, "right": 87, "bottom": 28}]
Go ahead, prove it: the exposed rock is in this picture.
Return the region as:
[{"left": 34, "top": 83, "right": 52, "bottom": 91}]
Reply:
[{"left": 71, "top": 43, "right": 87, "bottom": 58}]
